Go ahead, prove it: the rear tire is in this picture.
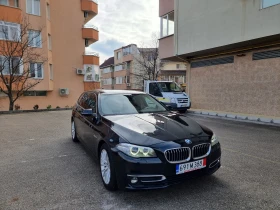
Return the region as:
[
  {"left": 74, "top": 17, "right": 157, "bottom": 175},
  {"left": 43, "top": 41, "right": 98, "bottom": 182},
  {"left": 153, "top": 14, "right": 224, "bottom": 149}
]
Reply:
[
  {"left": 99, "top": 144, "right": 118, "bottom": 191},
  {"left": 71, "top": 120, "right": 79, "bottom": 142},
  {"left": 179, "top": 109, "right": 187, "bottom": 113}
]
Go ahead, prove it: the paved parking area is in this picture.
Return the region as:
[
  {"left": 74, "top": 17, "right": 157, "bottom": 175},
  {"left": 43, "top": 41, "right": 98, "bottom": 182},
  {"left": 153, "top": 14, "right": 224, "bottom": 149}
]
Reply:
[{"left": 0, "top": 111, "right": 280, "bottom": 210}]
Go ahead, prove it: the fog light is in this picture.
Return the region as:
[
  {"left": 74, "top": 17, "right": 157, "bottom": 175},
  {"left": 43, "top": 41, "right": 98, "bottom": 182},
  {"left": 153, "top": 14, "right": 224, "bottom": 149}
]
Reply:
[{"left": 131, "top": 177, "right": 138, "bottom": 184}]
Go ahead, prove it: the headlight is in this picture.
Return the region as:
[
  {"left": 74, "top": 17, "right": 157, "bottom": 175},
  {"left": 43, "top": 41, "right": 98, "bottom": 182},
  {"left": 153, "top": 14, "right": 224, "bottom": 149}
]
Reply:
[
  {"left": 116, "top": 143, "right": 157, "bottom": 158},
  {"left": 211, "top": 133, "right": 219, "bottom": 146},
  {"left": 170, "top": 98, "right": 176, "bottom": 103}
]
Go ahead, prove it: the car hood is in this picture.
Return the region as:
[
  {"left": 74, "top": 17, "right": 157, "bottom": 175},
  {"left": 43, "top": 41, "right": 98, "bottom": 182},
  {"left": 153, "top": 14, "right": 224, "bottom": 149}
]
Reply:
[
  {"left": 103, "top": 112, "right": 212, "bottom": 147},
  {"left": 161, "top": 92, "right": 189, "bottom": 99}
]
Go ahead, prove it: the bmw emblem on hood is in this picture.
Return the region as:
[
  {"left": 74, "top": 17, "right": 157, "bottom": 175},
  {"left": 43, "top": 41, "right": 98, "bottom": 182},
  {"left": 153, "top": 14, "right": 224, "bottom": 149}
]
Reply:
[{"left": 185, "top": 139, "right": 192, "bottom": 144}]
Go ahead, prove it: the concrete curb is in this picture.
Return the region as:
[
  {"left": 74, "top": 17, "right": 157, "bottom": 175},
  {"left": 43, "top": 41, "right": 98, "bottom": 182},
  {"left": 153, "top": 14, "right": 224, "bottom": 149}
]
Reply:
[
  {"left": 0, "top": 108, "right": 72, "bottom": 115},
  {"left": 188, "top": 110, "right": 280, "bottom": 126}
]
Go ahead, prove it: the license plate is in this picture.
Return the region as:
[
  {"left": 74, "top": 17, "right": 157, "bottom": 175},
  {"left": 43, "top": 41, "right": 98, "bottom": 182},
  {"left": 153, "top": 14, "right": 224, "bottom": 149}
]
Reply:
[
  {"left": 176, "top": 159, "right": 206, "bottom": 175},
  {"left": 181, "top": 104, "right": 187, "bottom": 107}
]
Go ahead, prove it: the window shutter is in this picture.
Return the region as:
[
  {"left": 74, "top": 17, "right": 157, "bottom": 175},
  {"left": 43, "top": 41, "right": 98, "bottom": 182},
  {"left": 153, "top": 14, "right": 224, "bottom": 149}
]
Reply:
[
  {"left": 253, "top": 49, "right": 280, "bottom": 60},
  {"left": 191, "top": 56, "right": 234, "bottom": 68}
]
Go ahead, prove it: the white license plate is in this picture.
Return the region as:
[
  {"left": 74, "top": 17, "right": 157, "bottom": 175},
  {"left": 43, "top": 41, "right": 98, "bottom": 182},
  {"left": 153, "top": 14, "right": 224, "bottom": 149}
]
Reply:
[
  {"left": 181, "top": 104, "right": 187, "bottom": 107},
  {"left": 176, "top": 159, "right": 206, "bottom": 175}
]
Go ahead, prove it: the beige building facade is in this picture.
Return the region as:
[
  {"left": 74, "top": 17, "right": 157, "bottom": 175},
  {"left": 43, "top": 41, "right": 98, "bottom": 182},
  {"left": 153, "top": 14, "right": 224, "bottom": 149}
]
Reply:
[
  {"left": 0, "top": 0, "right": 100, "bottom": 111},
  {"left": 159, "top": 0, "right": 280, "bottom": 117}
]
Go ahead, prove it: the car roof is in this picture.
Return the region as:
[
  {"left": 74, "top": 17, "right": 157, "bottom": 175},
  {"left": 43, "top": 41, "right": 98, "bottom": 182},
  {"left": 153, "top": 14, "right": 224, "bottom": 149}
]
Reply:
[{"left": 92, "top": 89, "right": 145, "bottom": 95}]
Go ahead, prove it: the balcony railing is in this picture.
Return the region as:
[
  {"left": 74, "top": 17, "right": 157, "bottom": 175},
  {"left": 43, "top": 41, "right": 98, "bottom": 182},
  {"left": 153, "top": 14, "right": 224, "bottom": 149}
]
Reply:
[
  {"left": 83, "top": 24, "right": 98, "bottom": 31},
  {"left": 84, "top": 52, "right": 99, "bottom": 57}
]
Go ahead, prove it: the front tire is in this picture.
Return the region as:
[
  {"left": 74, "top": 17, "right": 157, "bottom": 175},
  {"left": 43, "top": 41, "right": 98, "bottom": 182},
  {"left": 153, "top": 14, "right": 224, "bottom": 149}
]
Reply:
[
  {"left": 99, "top": 144, "right": 117, "bottom": 191},
  {"left": 71, "top": 120, "right": 79, "bottom": 142}
]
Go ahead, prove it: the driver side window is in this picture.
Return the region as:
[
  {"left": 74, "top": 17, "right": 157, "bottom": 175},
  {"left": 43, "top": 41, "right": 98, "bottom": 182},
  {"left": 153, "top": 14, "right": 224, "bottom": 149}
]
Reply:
[
  {"left": 80, "top": 92, "right": 97, "bottom": 112},
  {"left": 149, "top": 83, "right": 162, "bottom": 97}
]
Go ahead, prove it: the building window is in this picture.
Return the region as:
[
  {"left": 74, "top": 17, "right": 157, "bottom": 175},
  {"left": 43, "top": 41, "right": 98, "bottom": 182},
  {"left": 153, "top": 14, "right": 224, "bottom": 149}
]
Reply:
[
  {"left": 0, "top": 56, "right": 21, "bottom": 75},
  {"left": 46, "top": 3, "right": 50, "bottom": 19},
  {"left": 115, "top": 77, "right": 123, "bottom": 84},
  {"left": 117, "top": 51, "right": 122, "bottom": 60},
  {"left": 102, "top": 67, "right": 111, "bottom": 74},
  {"left": 14, "top": 0, "right": 19, "bottom": 7},
  {"left": 24, "top": 91, "right": 47, "bottom": 96},
  {"left": 28, "top": 30, "right": 42, "bottom": 48},
  {"left": 48, "top": 34, "right": 52, "bottom": 50},
  {"left": 0, "top": 21, "right": 20, "bottom": 41},
  {"left": 85, "top": 39, "right": 89, "bottom": 47},
  {"left": 0, "top": 0, "right": 8, "bottom": 6},
  {"left": 102, "top": 78, "right": 112, "bottom": 85},
  {"left": 160, "top": 11, "right": 174, "bottom": 38},
  {"left": 30, "top": 63, "right": 43, "bottom": 79},
  {"left": 123, "top": 46, "right": 132, "bottom": 56},
  {"left": 27, "top": 0, "right": 40, "bottom": 16},
  {"left": 176, "top": 64, "right": 180, "bottom": 69},
  {"left": 115, "top": 64, "right": 123, "bottom": 71},
  {"left": 126, "top": 76, "right": 130, "bottom": 84},
  {"left": 262, "top": 0, "right": 280, "bottom": 8},
  {"left": 49, "top": 64, "right": 53, "bottom": 80}
]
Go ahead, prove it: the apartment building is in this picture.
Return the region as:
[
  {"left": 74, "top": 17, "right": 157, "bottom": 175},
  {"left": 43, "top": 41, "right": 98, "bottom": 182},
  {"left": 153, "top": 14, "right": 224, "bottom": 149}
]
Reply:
[
  {"left": 0, "top": 0, "right": 100, "bottom": 111},
  {"left": 159, "top": 0, "right": 280, "bottom": 117},
  {"left": 159, "top": 61, "right": 187, "bottom": 87},
  {"left": 100, "top": 44, "right": 156, "bottom": 91}
]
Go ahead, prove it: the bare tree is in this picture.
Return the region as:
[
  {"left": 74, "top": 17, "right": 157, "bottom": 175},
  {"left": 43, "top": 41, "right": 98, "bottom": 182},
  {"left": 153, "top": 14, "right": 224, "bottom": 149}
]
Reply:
[
  {"left": 133, "top": 33, "right": 160, "bottom": 82},
  {"left": 0, "top": 17, "right": 47, "bottom": 110}
]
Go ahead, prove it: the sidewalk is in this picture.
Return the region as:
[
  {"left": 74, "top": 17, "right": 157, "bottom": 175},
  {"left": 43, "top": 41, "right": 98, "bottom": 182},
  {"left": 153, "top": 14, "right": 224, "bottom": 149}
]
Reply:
[{"left": 188, "top": 109, "right": 280, "bottom": 125}]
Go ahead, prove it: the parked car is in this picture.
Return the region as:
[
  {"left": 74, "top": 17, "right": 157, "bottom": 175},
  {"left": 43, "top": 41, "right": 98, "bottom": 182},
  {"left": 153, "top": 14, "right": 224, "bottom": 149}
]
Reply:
[{"left": 71, "top": 90, "right": 221, "bottom": 191}]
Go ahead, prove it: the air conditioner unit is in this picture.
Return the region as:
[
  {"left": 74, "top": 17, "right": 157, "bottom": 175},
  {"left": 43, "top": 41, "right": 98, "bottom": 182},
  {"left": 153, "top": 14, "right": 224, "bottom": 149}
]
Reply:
[
  {"left": 59, "top": 88, "right": 69, "bottom": 96},
  {"left": 126, "top": 83, "right": 131, "bottom": 87},
  {"left": 76, "top": 69, "right": 85, "bottom": 75}
]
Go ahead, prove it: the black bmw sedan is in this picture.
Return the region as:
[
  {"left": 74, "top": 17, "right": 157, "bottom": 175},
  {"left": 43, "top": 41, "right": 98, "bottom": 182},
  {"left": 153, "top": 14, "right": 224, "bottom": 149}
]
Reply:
[{"left": 71, "top": 90, "right": 221, "bottom": 191}]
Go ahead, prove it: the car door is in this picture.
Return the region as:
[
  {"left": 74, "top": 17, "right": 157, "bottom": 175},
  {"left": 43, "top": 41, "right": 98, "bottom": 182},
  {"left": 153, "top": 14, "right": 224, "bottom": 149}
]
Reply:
[
  {"left": 82, "top": 92, "right": 100, "bottom": 156},
  {"left": 74, "top": 93, "right": 88, "bottom": 142}
]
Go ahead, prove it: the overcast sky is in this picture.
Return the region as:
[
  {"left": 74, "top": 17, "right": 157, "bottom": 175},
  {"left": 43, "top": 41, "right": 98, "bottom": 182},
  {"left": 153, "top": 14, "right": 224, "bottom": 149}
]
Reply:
[{"left": 86, "top": 0, "right": 159, "bottom": 64}]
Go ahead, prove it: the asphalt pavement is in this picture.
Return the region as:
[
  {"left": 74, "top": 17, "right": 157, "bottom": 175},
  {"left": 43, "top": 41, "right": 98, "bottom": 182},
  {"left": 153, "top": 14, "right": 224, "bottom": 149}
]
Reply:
[{"left": 0, "top": 111, "right": 279, "bottom": 210}]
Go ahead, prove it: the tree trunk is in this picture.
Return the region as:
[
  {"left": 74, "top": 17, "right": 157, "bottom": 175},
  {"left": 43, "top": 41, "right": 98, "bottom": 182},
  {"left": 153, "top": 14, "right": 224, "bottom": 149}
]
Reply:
[
  {"left": 8, "top": 94, "right": 14, "bottom": 111},
  {"left": 9, "top": 100, "right": 14, "bottom": 111}
]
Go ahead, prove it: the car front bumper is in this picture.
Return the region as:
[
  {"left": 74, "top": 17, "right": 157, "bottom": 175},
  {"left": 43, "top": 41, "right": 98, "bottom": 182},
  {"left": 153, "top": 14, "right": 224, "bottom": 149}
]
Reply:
[
  {"left": 112, "top": 143, "right": 221, "bottom": 190},
  {"left": 164, "top": 102, "right": 191, "bottom": 110}
]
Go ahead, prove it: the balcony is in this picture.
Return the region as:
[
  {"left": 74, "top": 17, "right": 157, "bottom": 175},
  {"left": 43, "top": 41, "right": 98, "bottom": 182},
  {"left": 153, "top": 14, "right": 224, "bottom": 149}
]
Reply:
[
  {"left": 81, "top": 0, "right": 98, "bottom": 23},
  {"left": 159, "top": 0, "right": 174, "bottom": 17},
  {"left": 0, "top": 4, "right": 22, "bottom": 24},
  {"left": 159, "top": 34, "right": 174, "bottom": 60},
  {"left": 82, "top": 25, "right": 99, "bottom": 45},
  {"left": 83, "top": 52, "right": 99, "bottom": 65}
]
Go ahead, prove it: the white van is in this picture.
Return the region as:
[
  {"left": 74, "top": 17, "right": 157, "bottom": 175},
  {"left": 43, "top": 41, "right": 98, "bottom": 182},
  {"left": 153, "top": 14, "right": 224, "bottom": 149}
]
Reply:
[{"left": 144, "top": 80, "right": 191, "bottom": 113}]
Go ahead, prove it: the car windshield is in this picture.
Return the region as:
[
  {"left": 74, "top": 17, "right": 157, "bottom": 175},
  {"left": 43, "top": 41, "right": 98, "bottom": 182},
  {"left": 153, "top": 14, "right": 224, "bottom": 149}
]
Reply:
[
  {"left": 157, "top": 82, "right": 182, "bottom": 92},
  {"left": 100, "top": 94, "right": 167, "bottom": 115}
]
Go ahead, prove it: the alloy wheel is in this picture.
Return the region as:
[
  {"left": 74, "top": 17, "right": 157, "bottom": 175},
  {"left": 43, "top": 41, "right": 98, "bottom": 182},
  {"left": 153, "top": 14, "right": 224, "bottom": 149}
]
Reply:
[
  {"left": 71, "top": 121, "right": 75, "bottom": 140},
  {"left": 100, "top": 149, "right": 111, "bottom": 184}
]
